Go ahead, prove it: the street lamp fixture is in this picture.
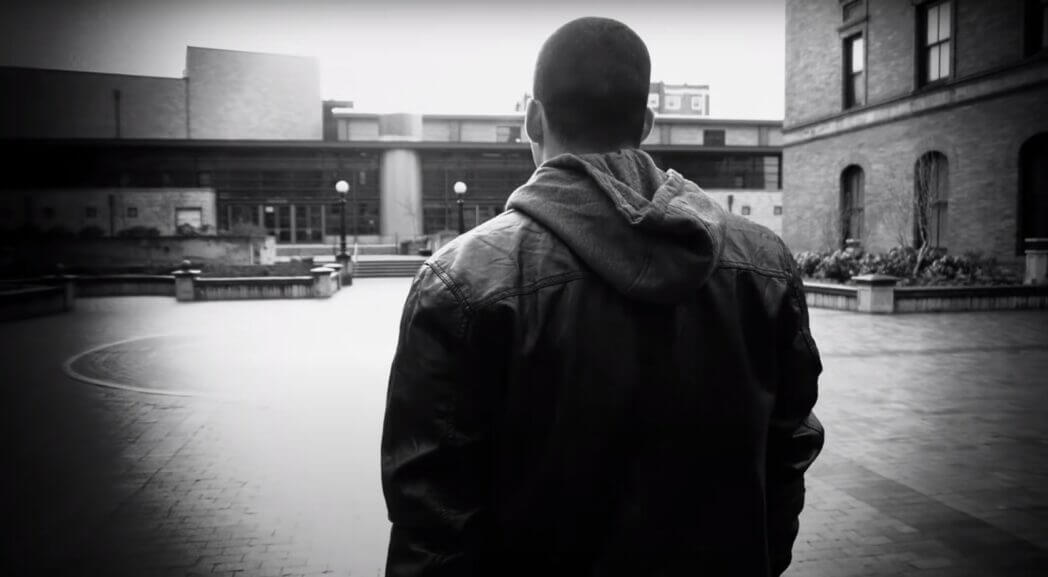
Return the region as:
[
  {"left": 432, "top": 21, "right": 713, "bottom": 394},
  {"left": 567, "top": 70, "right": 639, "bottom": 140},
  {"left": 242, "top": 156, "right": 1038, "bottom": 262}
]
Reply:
[
  {"left": 335, "top": 179, "right": 350, "bottom": 265},
  {"left": 454, "top": 181, "right": 467, "bottom": 235}
]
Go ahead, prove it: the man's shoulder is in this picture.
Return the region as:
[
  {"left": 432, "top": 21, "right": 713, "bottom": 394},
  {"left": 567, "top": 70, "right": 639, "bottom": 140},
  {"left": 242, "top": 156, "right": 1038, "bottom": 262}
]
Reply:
[
  {"left": 421, "top": 209, "right": 585, "bottom": 308},
  {"left": 717, "top": 212, "right": 795, "bottom": 280}
]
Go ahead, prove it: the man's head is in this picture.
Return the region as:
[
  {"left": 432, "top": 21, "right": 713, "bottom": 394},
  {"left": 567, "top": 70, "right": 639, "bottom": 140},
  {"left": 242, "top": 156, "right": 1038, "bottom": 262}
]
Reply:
[{"left": 526, "top": 17, "right": 654, "bottom": 164}]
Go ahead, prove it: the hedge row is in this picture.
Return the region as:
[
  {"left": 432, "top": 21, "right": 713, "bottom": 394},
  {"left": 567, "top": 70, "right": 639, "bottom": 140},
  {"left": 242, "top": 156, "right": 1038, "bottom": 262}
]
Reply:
[{"left": 794, "top": 246, "right": 1021, "bottom": 286}]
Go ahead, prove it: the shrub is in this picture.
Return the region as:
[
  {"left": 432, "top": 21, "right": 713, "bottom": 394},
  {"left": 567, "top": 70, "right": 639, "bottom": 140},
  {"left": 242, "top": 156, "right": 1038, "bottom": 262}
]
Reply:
[
  {"left": 794, "top": 246, "right": 1022, "bottom": 286},
  {"left": 42, "top": 225, "right": 75, "bottom": 239},
  {"left": 226, "top": 222, "right": 270, "bottom": 238},
  {"left": 176, "top": 223, "right": 202, "bottom": 237},
  {"left": 812, "top": 249, "right": 862, "bottom": 283},
  {"left": 78, "top": 225, "right": 106, "bottom": 239},
  {"left": 794, "top": 251, "right": 823, "bottom": 278},
  {"left": 117, "top": 226, "right": 161, "bottom": 238}
]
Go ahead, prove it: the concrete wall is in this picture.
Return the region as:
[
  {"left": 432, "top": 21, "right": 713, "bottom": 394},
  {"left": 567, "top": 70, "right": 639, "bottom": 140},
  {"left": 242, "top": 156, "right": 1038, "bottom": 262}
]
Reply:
[
  {"left": 0, "top": 67, "right": 187, "bottom": 139},
  {"left": 783, "top": 86, "right": 1048, "bottom": 259},
  {"left": 187, "top": 47, "right": 321, "bottom": 140},
  {"left": 13, "top": 235, "right": 273, "bottom": 270},
  {"left": 705, "top": 190, "right": 783, "bottom": 237},
  {"left": 0, "top": 188, "right": 217, "bottom": 236}
]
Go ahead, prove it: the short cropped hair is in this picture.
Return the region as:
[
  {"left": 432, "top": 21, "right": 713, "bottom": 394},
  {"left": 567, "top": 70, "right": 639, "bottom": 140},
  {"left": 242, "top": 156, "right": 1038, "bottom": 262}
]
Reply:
[{"left": 533, "top": 17, "right": 651, "bottom": 150}]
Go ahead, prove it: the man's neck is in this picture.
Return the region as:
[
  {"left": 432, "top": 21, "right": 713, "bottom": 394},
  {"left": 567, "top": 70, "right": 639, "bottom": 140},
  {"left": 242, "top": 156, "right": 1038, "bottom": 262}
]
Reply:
[{"left": 540, "top": 140, "right": 634, "bottom": 164}]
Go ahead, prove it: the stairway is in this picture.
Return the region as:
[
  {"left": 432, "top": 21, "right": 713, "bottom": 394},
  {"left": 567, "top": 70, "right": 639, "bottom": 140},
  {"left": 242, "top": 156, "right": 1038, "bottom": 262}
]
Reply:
[{"left": 352, "top": 256, "right": 427, "bottom": 278}]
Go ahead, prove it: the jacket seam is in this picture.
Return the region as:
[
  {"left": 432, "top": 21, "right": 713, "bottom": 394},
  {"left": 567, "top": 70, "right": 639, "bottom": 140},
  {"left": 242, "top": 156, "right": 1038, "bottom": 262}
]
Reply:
[
  {"left": 424, "top": 261, "right": 474, "bottom": 339},
  {"left": 474, "top": 271, "right": 589, "bottom": 308},
  {"left": 788, "top": 278, "right": 821, "bottom": 361},
  {"left": 718, "top": 259, "right": 792, "bottom": 280}
]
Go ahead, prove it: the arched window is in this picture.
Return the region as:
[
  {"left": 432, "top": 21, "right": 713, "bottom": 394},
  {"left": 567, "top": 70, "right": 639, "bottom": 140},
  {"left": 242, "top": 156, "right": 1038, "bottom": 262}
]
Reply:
[
  {"left": 914, "top": 152, "right": 949, "bottom": 249},
  {"left": 840, "top": 165, "right": 865, "bottom": 247},
  {"left": 1020, "top": 133, "right": 1048, "bottom": 253}
]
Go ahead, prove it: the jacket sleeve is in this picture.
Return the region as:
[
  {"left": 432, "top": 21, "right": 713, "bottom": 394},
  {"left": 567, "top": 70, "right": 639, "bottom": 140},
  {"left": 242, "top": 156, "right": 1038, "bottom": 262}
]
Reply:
[
  {"left": 766, "top": 257, "right": 826, "bottom": 576},
  {"left": 381, "top": 264, "right": 492, "bottom": 577}
]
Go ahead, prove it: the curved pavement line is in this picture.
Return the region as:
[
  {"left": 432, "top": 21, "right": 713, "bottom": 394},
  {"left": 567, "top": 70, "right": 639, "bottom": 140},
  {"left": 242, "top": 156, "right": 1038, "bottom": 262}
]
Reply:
[{"left": 62, "top": 334, "right": 239, "bottom": 401}]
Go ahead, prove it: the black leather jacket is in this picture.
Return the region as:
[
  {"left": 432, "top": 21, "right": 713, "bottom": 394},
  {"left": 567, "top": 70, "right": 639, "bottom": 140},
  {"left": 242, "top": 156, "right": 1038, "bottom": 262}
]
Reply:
[{"left": 382, "top": 149, "right": 824, "bottom": 577}]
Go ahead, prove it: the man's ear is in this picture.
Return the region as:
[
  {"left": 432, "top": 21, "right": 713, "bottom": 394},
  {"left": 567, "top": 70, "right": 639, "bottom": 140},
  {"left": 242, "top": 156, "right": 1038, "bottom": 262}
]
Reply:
[
  {"left": 525, "top": 98, "right": 544, "bottom": 144},
  {"left": 639, "top": 107, "right": 654, "bottom": 143}
]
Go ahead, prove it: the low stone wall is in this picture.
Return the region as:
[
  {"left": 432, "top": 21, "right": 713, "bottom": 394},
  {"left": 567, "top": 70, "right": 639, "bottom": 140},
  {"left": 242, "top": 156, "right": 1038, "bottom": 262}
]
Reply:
[
  {"left": 895, "top": 285, "right": 1048, "bottom": 313},
  {"left": 75, "top": 275, "right": 175, "bottom": 297},
  {"left": 176, "top": 266, "right": 339, "bottom": 301},
  {"left": 803, "top": 278, "right": 1048, "bottom": 313},
  {"left": 803, "top": 281, "right": 858, "bottom": 311},
  {"left": 193, "top": 277, "right": 316, "bottom": 300},
  {"left": 0, "top": 284, "right": 69, "bottom": 321}
]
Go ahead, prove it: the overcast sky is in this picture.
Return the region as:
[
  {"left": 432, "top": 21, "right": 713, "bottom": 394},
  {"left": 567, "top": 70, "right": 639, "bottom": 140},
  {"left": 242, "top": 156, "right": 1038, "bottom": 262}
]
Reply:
[{"left": 0, "top": 0, "right": 785, "bottom": 118}]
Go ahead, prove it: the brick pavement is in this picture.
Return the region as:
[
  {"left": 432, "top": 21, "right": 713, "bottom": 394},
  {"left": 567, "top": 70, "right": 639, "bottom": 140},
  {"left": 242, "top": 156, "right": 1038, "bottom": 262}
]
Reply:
[{"left": 2, "top": 279, "right": 1047, "bottom": 576}]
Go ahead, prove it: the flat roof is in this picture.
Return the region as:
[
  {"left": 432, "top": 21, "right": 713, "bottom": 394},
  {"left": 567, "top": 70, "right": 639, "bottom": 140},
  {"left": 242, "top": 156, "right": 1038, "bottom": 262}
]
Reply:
[{"left": 0, "top": 138, "right": 780, "bottom": 155}]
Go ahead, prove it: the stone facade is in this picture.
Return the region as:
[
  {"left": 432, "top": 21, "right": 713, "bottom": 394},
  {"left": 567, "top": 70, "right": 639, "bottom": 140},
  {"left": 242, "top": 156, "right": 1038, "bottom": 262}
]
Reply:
[
  {"left": 186, "top": 47, "right": 321, "bottom": 140},
  {"left": 783, "top": 0, "right": 1048, "bottom": 261},
  {"left": 0, "top": 188, "right": 217, "bottom": 237}
]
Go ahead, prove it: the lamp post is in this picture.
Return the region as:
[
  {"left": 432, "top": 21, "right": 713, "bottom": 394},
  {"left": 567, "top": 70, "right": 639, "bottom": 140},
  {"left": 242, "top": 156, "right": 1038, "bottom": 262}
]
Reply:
[
  {"left": 335, "top": 180, "right": 350, "bottom": 266},
  {"left": 454, "top": 181, "right": 467, "bottom": 235}
]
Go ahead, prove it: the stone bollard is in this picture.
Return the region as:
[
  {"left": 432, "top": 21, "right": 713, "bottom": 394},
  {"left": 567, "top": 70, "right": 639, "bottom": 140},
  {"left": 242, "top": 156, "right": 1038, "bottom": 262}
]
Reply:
[
  {"left": 1024, "top": 239, "right": 1048, "bottom": 285},
  {"left": 337, "top": 253, "right": 353, "bottom": 287},
  {"left": 311, "top": 266, "right": 335, "bottom": 298},
  {"left": 172, "top": 262, "right": 201, "bottom": 302},
  {"left": 51, "top": 263, "right": 77, "bottom": 311},
  {"left": 853, "top": 274, "right": 899, "bottom": 314},
  {"left": 326, "top": 262, "right": 344, "bottom": 290}
]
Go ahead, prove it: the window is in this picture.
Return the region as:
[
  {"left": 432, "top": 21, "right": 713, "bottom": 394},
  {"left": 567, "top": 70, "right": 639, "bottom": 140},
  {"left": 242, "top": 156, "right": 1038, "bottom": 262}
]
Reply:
[
  {"left": 741, "top": 206, "right": 751, "bottom": 216},
  {"left": 774, "top": 205, "right": 783, "bottom": 216},
  {"left": 690, "top": 96, "right": 704, "bottom": 113},
  {"left": 920, "top": 1, "right": 952, "bottom": 84},
  {"left": 175, "top": 207, "right": 203, "bottom": 229},
  {"left": 844, "top": 34, "right": 865, "bottom": 108},
  {"left": 1019, "top": 133, "right": 1048, "bottom": 254},
  {"left": 914, "top": 152, "right": 949, "bottom": 249},
  {"left": 1023, "top": 0, "right": 1048, "bottom": 56},
  {"left": 665, "top": 94, "right": 681, "bottom": 110},
  {"left": 126, "top": 206, "right": 138, "bottom": 218},
  {"left": 496, "top": 125, "right": 522, "bottom": 143},
  {"left": 85, "top": 206, "right": 98, "bottom": 218},
  {"left": 648, "top": 93, "right": 660, "bottom": 108},
  {"left": 840, "top": 166, "right": 865, "bottom": 247},
  {"left": 704, "top": 130, "right": 726, "bottom": 146},
  {"left": 198, "top": 172, "right": 212, "bottom": 187},
  {"left": 842, "top": 0, "right": 865, "bottom": 22}
]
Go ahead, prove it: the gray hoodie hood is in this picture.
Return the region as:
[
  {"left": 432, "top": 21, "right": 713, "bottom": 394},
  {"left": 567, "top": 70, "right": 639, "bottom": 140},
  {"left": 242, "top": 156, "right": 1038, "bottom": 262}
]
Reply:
[{"left": 505, "top": 148, "right": 727, "bottom": 304}]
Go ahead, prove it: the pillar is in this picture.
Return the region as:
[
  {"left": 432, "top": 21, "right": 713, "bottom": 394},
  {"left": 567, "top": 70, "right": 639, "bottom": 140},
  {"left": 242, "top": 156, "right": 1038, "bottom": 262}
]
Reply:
[
  {"left": 173, "top": 260, "right": 200, "bottom": 302},
  {"left": 853, "top": 274, "right": 898, "bottom": 314},
  {"left": 1026, "top": 251, "right": 1047, "bottom": 285},
  {"left": 378, "top": 113, "right": 423, "bottom": 242},
  {"left": 311, "top": 266, "right": 335, "bottom": 298}
]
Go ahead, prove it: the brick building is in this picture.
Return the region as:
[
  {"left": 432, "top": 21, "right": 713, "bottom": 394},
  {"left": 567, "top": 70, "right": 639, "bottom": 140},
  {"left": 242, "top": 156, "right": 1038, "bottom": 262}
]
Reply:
[
  {"left": 648, "top": 82, "right": 711, "bottom": 116},
  {"left": 2, "top": 47, "right": 785, "bottom": 244},
  {"left": 783, "top": 0, "right": 1048, "bottom": 261}
]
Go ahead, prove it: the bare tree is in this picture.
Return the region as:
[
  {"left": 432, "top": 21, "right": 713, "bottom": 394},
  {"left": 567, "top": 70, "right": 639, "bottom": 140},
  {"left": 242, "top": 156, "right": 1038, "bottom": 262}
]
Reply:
[
  {"left": 912, "top": 153, "right": 945, "bottom": 276},
  {"left": 878, "top": 180, "right": 914, "bottom": 249}
]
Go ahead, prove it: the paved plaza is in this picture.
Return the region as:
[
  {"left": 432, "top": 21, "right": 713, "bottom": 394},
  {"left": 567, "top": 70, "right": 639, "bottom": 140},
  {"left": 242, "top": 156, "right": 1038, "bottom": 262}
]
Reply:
[{"left": 2, "top": 278, "right": 1047, "bottom": 576}]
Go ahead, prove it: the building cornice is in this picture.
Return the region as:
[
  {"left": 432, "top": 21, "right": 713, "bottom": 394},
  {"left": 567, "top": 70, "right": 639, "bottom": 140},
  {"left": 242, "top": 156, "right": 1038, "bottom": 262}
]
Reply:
[
  {"left": 0, "top": 138, "right": 782, "bottom": 154},
  {"left": 783, "top": 58, "right": 1048, "bottom": 147}
]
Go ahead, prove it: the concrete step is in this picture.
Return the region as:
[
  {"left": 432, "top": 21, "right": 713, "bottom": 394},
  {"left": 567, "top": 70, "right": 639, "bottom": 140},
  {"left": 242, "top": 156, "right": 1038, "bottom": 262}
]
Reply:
[{"left": 353, "top": 258, "right": 426, "bottom": 278}]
